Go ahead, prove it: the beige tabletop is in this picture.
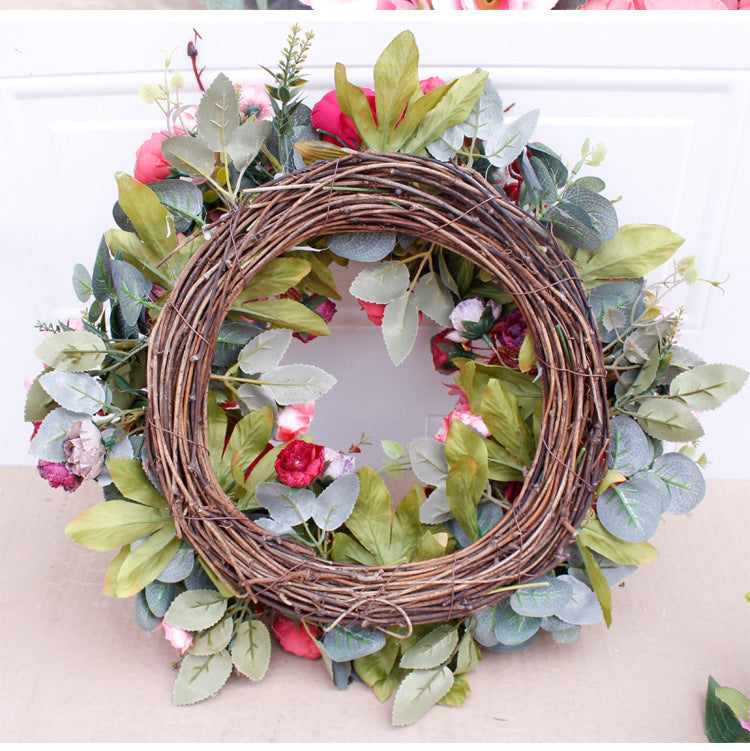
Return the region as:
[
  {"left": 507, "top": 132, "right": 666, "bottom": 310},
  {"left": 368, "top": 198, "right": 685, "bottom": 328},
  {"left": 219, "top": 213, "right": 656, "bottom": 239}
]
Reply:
[{"left": 1, "top": 466, "right": 748, "bottom": 743}]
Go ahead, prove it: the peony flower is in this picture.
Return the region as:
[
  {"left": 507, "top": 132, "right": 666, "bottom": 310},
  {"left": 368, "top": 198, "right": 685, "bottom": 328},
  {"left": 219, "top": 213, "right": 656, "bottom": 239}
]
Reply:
[
  {"left": 449, "top": 298, "right": 502, "bottom": 339},
  {"left": 37, "top": 460, "right": 82, "bottom": 492},
  {"left": 274, "top": 403, "right": 315, "bottom": 443},
  {"left": 134, "top": 132, "right": 174, "bottom": 184},
  {"left": 493, "top": 309, "right": 528, "bottom": 367},
  {"left": 357, "top": 299, "right": 387, "bottom": 326},
  {"left": 311, "top": 88, "right": 377, "bottom": 149},
  {"left": 433, "top": 405, "right": 490, "bottom": 443},
  {"left": 323, "top": 447, "right": 357, "bottom": 479},
  {"left": 271, "top": 615, "right": 321, "bottom": 660},
  {"left": 238, "top": 83, "right": 272, "bottom": 121},
  {"left": 161, "top": 622, "right": 193, "bottom": 654},
  {"left": 275, "top": 439, "right": 326, "bottom": 488},
  {"left": 63, "top": 420, "right": 106, "bottom": 481}
]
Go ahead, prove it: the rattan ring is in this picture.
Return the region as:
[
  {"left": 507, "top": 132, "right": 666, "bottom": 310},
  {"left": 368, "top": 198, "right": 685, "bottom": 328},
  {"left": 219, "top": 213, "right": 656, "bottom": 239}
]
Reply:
[{"left": 144, "top": 150, "right": 609, "bottom": 632}]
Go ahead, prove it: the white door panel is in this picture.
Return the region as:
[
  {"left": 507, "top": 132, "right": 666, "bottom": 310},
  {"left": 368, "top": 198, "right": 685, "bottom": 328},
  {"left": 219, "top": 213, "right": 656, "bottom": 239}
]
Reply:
[{"left": 2, "top": 15, "right": 748, "bottom": 478}]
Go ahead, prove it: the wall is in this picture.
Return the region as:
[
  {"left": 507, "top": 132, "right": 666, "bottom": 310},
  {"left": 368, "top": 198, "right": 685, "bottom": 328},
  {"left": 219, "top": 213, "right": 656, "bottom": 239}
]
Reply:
[{"left": 1, "top": 12, "right": 749, "bottom": 478}]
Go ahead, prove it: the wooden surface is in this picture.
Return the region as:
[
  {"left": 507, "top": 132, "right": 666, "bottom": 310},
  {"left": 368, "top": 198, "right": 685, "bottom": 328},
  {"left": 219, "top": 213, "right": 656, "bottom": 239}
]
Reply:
[{"left": 1, "top": 466, "right": 748, "bottom": 742}]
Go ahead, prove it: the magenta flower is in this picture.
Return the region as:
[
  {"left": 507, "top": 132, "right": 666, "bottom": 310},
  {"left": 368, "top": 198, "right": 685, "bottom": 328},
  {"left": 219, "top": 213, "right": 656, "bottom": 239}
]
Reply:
[{"left": 37, "top": 460, "right": 82, "bottom": 492}]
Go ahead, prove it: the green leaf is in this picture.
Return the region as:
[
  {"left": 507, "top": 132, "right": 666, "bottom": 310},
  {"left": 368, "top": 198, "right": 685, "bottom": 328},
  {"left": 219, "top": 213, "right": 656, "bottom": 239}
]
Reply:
[
  {"left": 115, "top": 526, "right": 180, "bottom": 597},
  {"left": 227, "top": 119, "right": 272, "bottom": 172},
  {"left": 38, "top": 371, "right": 105, "bottom": 415},
  {"left": 509, "top": 575, "right": 572, "bottom": 618},
  {"left": 109, "top": 458, "right": 168, "bottom": 509},
  {"left": 111, "top": 260, "right": 151, "bottom": 327},
  {"left": 165, "top": 589, "right": 228, "bottom": 632},
  {"left": 323, "top": 625, "right": 386, "bottom": 662},
  {"left": 353, "top": 637, "right": 400, "bottom": 697},
  {"left": 114, "top": 172, "right": 177, "bottom": 260},
  {"left": 445, "top": 455, "right": 485, "bottom": 542},
  {"left": 444, "top": 418, "right": 488, "bottom": 469},
  {"left": 259, "top": 364, "right": 337, "bottom": 406},
  {"left": 454, "top": 629, "right": 481, "bottom": 675},
  {"left": 705, "top": 675, "right": 750, "bottom": 743},
  {"left": 173, "top": 651, "right": 233, "bottom": 706},
  {"left": 35, "top": 330, "right": 106, "bottom": 373},
  {"left": 579, "top": 224, "right": 684, "bottom": 285},
  {"left": 349, "top": 261, "right": 409, "bottom": 305},
  {"left": 222, "top": 406, "right": 274, "bottom": 481},
  {"left": 24, "top": 372, "right": 57, "bottom": 422},
  {"left": 103, "top": 545, "right": 130, "bottom": 597},
  {"left": 438, "top": 672, "right": 471, "bottom": 707},
  {"left": 387, "top": 485, "right": 423, "bottom": 564},
  {"left": 240, "top": 298, "right": 332, "bottom": 336},
  {"left": 196, "top": 72, "right": 239, "bottom": 153},
  {"left": 104, "top": 229, "right": 168, "bottom": 285},
  {"left": 597, "top": 473, "right": 666, "bottom": 543},
  {"left": 391, "top": 667, "right": 454, "bottom": 726},
  {"left": 577, "top": 518, "right": 659, "bottom": 566},
  {"left": 408, "top": 437, "right": 449, "bottom": 486},
  {"left": 190, "top": 616, "right": 233, "bottom": 656},
  {"left": 483, "top": 109, "right": 539, "bottom": 170},
  {"left": 607, "top": 415, "right": 654, "bottom": 476},
  {"left": 237, "top": 329, "right": 292, "bottom": 375},
  {"left": 312, "top": 473, "right": 360, "bottom": 531},
  {"left": 334, "top": 62, "right": 379, "bottom": 148},
  {"left": 481, "top": 378, "right": 534, "bottom": 461},
  {"left": 161, "top": 135, "right": 217, "bottom": 180},
  {"left": 330, "top": 532, "right": 380, "bottom": 566},
  {"left": 72, "top": 263, "right": 92, "bottom": 302},
  {"left": 636, "top": 398, "right": 704, "bottom": 443},
  {"left": 651, "top": 452, "right": 706, "bottom": 514},
  {"left": 236, "top": 257, "right": 312, "bottom": 301},
  {"left": 373, "top": 30, "right": 420, "bottom": 151},
  {"left": 400, "top": 625, "right": 459, "bottom": 670},
  {"left": 381, "top": 294, "right": 420, "bottom": 366},
  {"left": 670, "top": 363, "right": 748, "bottom": 412},
  {"left": 328, "top": 232, "right": 397, "bottom": 264},
  {"left": 412, "top": 272, "right": 454, "bottom": 327},
  {"left": 145, "top": 580, "right": 176, "bottom": 618},
  {"left": 231, "top": 620, "right": 272, "bottom": 681},
  {"left": 65, "top": 500, "right": 169, "bottom": 551},
  {"left": 576, "top": 539, "right": 612, "bottom": 628},
  {"left": 715, "top": 686, "right": 750, "bottom": 733},
  {"left": 492, "top": 599, "right": 542, "bottom": 646},
  {"left": 345, "top": 467, "right": 394, "bottom": 564}
]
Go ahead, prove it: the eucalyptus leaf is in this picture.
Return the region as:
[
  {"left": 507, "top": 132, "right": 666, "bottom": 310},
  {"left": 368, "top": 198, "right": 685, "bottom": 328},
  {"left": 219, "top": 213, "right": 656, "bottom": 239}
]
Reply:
[
  {"left": 576, "top": 518, "right": 659, "bottom": 566},
  {"left": 145, "top": 580, "right": 177, "bottom": 618},
  {"left": 447, "top": 500, "right": 504, "bottom": 550},
  {"left": 491, "top": 599, "right": 542, "bottom": 646},
  {"left": 484, "top": 109, "right": 539, "bottom": 170},
  {"left": 322, "top": 625, "right": 386, "bottom": 662},
  {"left": 391, "top": 667, "right": 454, "bottom": 727},
  {"left": 72, "top": 263, "right": 93, "bottom": 302},
  {"left": 607, "top": 415, "right": 654, "bottom": 476},
  {"left": 135, "top": 589, "right": 162, "bottom": 632},
  {"left": 231, "top": 620, "right": 271, "bottom": 681},
  {"left": 670, "top": 363, "right": 748, "bottom": 412},
  {"left": 259, "top": 364, "right": 337, "bottom": 405},
  {"left": 348, "top": 261, "right": 409, "bottom": 305},
  {"left": 173, "top": 651, "right": 233, "bottom": 706},
  {"left": 38, "top": 371, "right": 105, "bottom": 415},
  {"left": 111, "top": 259, "right": 151, "bottom": 327},
  {"left": 547, "top": 202, "right": 601, "bottom": 252},
  {"left": 92, "top": 235, "right": 115, "bottom": 302},
  {"left": 311, "top": 473, "right": 360, "bottom": 531},
  {"left": 147, "top": 179, "right": 204, "bottom": 234},
  {"left": 597, "top": 471, "right": 667, "bottom": 543},
  {"left": 588, "top": 280, "right": 645, "bottom": 344},
  {"left": 213, "top": 322, "right": 264, "bottom": 368},
  {"left": 328, "top": 232, "right": 397, "bottom": 263},
  {"left": 29, "top": 407, "right": 95, "bottom": 462},
  {"left": 460, "top": 76, "right": 504, "bottom": 142},
  {"left": 237, "top": 328, "right": 293, "bottom": 375},
  {"left": 482, "top": 632, "right": 539, "bottom": 653},
  {"left": 381, "top": 294, "right": 420, "bottom": 367},
  {"left": 255, "top": 482, "right": 317, "bottom": 527},
  {"left": 560, "top": 183, "right": 618, "bottom": 244},
  {"left": 509, "top": 575, "right": 572, "bottom": 618},
  {"left": 408, "top": 437, "right": 449, "bottom": 487},
  {"left": 550, "top": 625, "right": 582, "bottom": 644},
  {"left": 650, "top": 452, "right": 706, "bottom": 514},
  {"left": 550, "top": 575, "right": 604, "bottom": 626},
  {"left": 164, "top": 589, "right": 228, "bottom": 632},
  {"left": 156, "top": 545, "right": 195, "bottom": 583}
]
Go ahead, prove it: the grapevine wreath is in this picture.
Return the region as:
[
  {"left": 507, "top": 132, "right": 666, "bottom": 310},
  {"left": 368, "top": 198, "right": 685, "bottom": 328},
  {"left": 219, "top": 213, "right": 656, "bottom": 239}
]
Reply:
[{"left": 27, "top": 28, "right": 747, "bottom": 725}]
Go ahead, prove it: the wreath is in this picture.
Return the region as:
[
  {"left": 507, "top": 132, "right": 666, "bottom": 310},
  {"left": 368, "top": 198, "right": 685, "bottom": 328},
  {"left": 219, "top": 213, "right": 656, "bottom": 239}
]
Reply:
[{"left": 26, "top": 27, "right": 748, "bottom": 726}]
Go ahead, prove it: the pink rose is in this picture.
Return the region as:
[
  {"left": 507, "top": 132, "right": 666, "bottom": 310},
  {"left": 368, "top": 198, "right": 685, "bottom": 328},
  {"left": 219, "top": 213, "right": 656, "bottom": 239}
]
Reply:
[
  {"left": 293, "top": 296, "right": 337, "bottom": 343},
  {"left": 311, "top": 88, "right": 377, "bottom": 149},
  {"left": 419, "top": 77, "right": 446, "bottom": 94},
  {"left": 357, "top": 299, "right": 386, "bottom": 326},
  {"left": 275, "top": 439, "right": 326, "bottom": 488},
  {"left": 583, "top": 0, "right": 732, "bottom": 7},
  {"left": 161, "top": 622, "right": 193, "bottom": 654},
  {"left": 134, "top": 132, "right": 174, "bottom": 184},
  {"left": 274, "top": 403, "right": 315, "bottom": 442},
  {"left": 37, "top": 460, "right": 81, "bottom": 492},
  {"left": 63, "top": 420, "right": 106, "bottom": 481},
  {"left": 434, "top": 406, "right": 490, "bottom": 443},
  {"left": 238, "top": 83, "right": 272, "bottom": 121},
  {"left": 272, "top": 615, "right": 321, "bottom": 660}
]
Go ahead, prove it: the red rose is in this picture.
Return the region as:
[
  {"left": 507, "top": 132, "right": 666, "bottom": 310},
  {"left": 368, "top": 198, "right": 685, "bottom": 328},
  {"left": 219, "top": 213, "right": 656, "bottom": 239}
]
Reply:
[
  {"left": 134, "top": 132, "right": 174, "bottom": 184},
  {"left": 272, "top": 615, "right": 321, "bottom": 660},
  {"left": 274, "top": 439, "right": 326, "bottom": 488},
  {"left": 357, "top": 299, "right": 386, "bottom": 326},
  {"left": 311, "top": 88, "right": 377, "bottom": 149}
]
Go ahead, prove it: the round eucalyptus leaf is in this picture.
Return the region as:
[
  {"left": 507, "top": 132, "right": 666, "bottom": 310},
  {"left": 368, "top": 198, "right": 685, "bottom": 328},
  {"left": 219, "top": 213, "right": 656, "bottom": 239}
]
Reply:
[
  {"left": 482, "top": 632, "right": 538, "bottom": 653},
  {"left": 650, "top": 452, "right": 706, "bottom": 514},
  {"left": 550, "top": 575, "right": 603, "bottom": 626},
  {"left": 322, "top": 625, "right": 386, "bottom": 662},
  {"left": 135, "top": 590, "right": 162, "bottom": 632},
  {"left": 447, "top": 501, "right": 505, "bottom": 549},
  {"left": 145, "top": 580, "right": 177, "bottom": 617},
  {"left": 597, "top": 471, "right": 667, "bottom": 543},
  {"left": 607, "top": 415, "right": 654, "bottom": 476},
  {"left": 156, "top": 546, "right": 195, "bottom": 583},
  {"left": 330, "top": 660, "right": 354, "bottom": 690},
  {"left": 550, "top": 624, "right": 581, "bottom": 644},
  {"left": 492, "top": 599, "right": 542, "bottom": 646},
  {"left": 509, "top": 574, "right": 573, "bottom": 618},
  {"left": 566, "top": 547, "right": 637, "bottom": 588},
  {"left": 184, "top": 560, "right": 217, "bottom": 591},
  {"left": 328, "top": 231, "right": 397, "bottom": 263},
  {"left": 540, "top": 614, "right": 575, "bottom": 632},
  {"left": 588, "top": 280, "right": 645, "bottom": 344}
]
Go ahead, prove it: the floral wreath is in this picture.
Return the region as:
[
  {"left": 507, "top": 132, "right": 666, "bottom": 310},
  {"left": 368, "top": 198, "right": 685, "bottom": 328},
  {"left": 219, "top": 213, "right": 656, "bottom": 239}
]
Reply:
[{"left": 26, "top": 27, "right": 748, "bottom": 727}]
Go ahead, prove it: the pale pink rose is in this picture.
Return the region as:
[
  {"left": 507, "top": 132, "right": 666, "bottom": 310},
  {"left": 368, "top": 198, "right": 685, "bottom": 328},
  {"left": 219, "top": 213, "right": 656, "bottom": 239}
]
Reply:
[
  {"left": 434, "top": 406, "right": 490, "bottom": 443},
  {"left": 161, "top": 622, "right": 193, "bottom": 654},
  {"left": 274, "top": 403, "right": 315, "bottom": 442},
  {"left": 238, "top": 83, "right": 272, "bottom": 121},
  {"left": 583, "top": 0, "right": 731, "bottom": 6},
  {"left": 299, "top": 0, "right": 377, "bottom": 7},
  {"left": 323, "top": 448, "right": 357, "bottom": 479},
  {"left": 449, "top": 298, "right": 501, "bottom": 335},
  {"left": 63, "top": 420, "right": 106, "bottom": 481},
  {"left": 173, "top": 105, "right": 199, "bottom": 135}
]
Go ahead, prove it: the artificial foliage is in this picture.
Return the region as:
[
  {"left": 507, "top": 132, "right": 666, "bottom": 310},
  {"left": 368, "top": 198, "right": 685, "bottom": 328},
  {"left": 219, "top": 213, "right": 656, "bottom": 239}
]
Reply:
[{"left": 26, "top": 28, "right": 747, "bottom": 726}]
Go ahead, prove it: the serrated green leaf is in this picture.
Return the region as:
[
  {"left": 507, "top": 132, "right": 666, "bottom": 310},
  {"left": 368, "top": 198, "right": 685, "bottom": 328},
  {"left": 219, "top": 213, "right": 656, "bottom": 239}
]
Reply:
[
  {"left": 115, "top": 526, "right": 179, "bottom": 598},
  {"left": 109, "top": 458, "right": 167, "bottom": 509},
  {"left": 24, "top": 372, "right": 57, "bottom": 422},
  {"left": 381, "top": 294, "right": 420, "bottom": 367},
  {"left": 231, "top": 620, "right": 272, "bottom": 681},
  {"left": 38, "top": 371, "right": 105, "bottom": 415},
  {"left": 190, "top": 616, "right": 233, "bottom": 656},
  {"left": 259, "top": 364, "right": 336, "bottom": 406},
  {"left": 408, "top": 437, "right": 449, "bottom": 486},
  {"left": 636, "top": 398, "right": 704, "bottom": 442},
  {"left": 196, "top": 72, "right": 239, "bottom": 153},
  {"left": 237, "top": 329, "right": 292, "bottom": 375},
  {"left": 444, "top": 418, "right": 488, "bottom": 469},
  {"left": 173, "top": 651, "right": 233, "bottom": 706},
  {"left": 400, "top": 625, "right": 458, "bottom": 670},
  {"left": 391, "top": 667, "right": 454, "bottom": 726},
  {"left": 312, "top": 473, "right": 360, "bottom": 531},
  {"left": 35, "top": 331, "right": 106, "bottom": 373},
  {"left": 454, "top": 629, "right": 481, "bottom": 675},
  {"left": 165, "top": 589, "right": 228, "bottom": 632},
  {"left": 161, "top": 135, "right": 216, "bottom": 180},
  {"left": 670, "top": 363, "right": 748, "bottom": 412},
  {"left": 349, "top": 261, "right": 409, "bottom": 305},
  {"left": 65, "top": 500, "right": 169, "bottom": 551},
  {"left": 227, "top": 118, "right": 271, "bottom": 172}
]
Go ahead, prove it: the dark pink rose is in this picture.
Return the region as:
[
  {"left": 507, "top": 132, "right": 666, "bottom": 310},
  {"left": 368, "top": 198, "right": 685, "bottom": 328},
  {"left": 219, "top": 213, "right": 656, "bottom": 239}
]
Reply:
[
  {"left": 134, "top": 132, "right": 176, "bottom": 184},
  {"left": 272, "top": 615, "right": 321, "bottom": 660},
  {"left": 311, "top": 89, "right": 377, "bottom": 149},
  {"left": 38, "top": 460, "right": 81, "bottom": 492},
  {"left": 293, "top": 296, "right": 337, "bottom": 343},
  {"left": 419, "top": 77, "right": 446, "bottom": 94},
  {"left": 274, "top": 439, "right": 326, "bottom": 488}
]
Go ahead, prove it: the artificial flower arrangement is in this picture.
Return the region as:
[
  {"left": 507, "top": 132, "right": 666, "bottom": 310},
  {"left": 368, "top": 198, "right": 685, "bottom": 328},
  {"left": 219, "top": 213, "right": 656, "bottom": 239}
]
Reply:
[{"left": 26, "top": 27, "right": 748, "bottom": 727}]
